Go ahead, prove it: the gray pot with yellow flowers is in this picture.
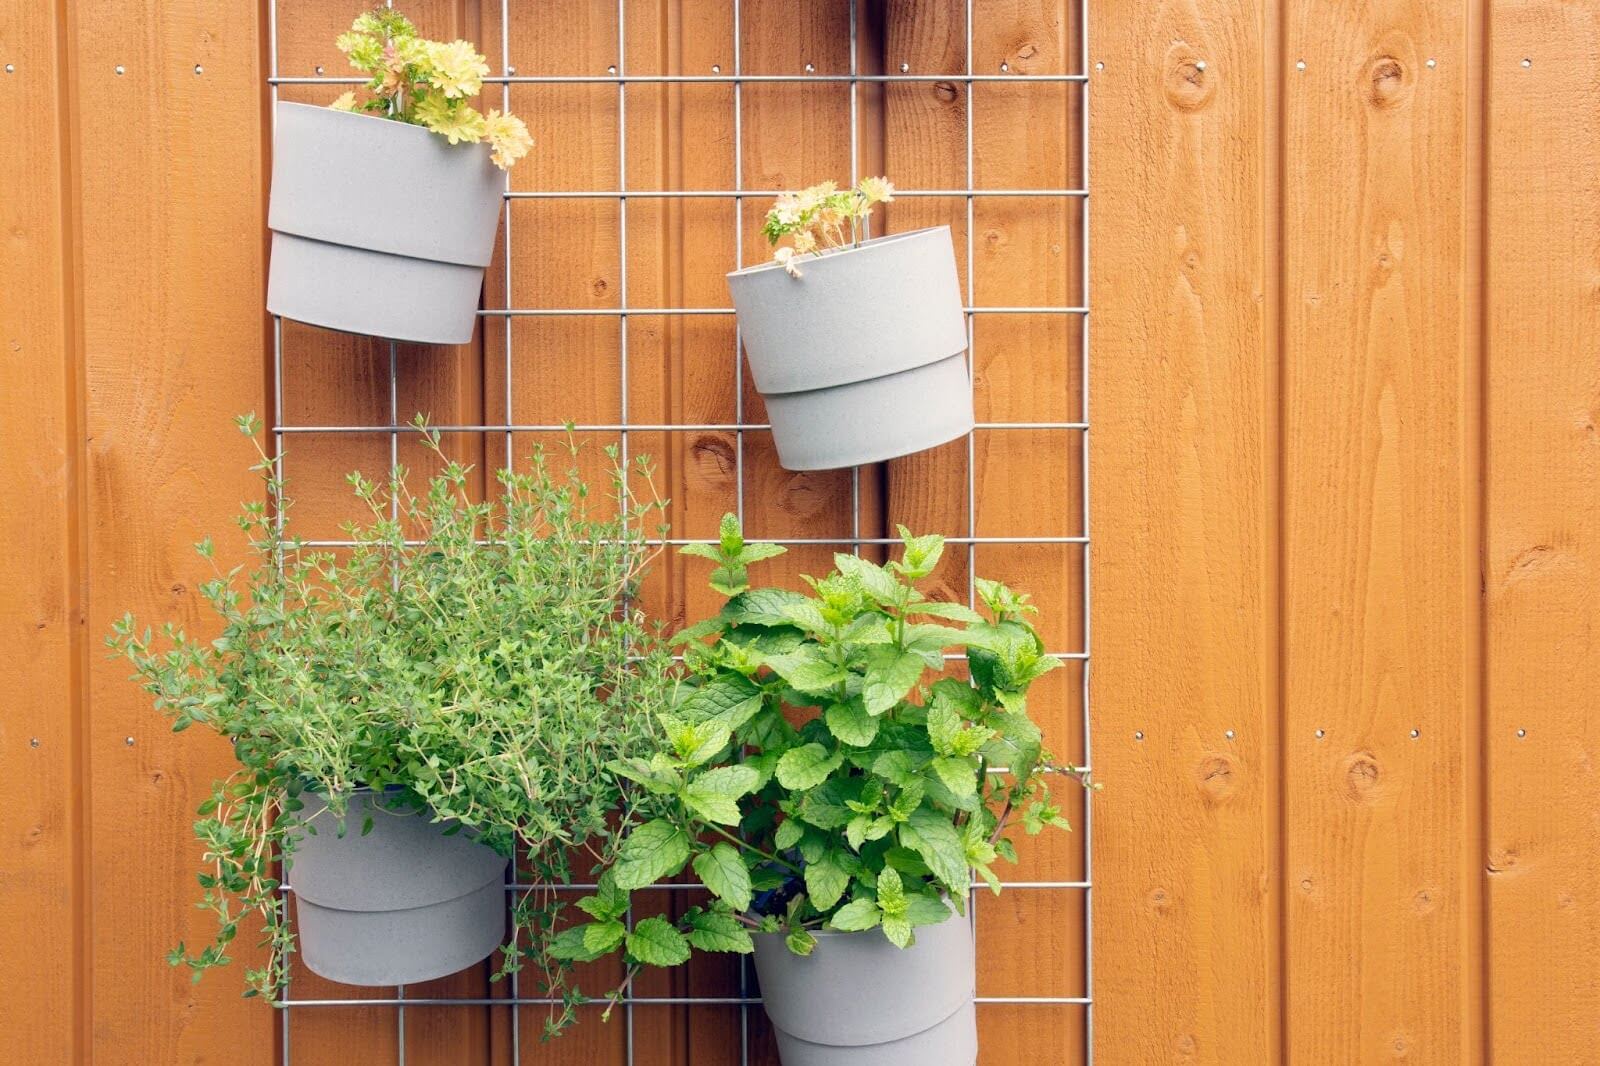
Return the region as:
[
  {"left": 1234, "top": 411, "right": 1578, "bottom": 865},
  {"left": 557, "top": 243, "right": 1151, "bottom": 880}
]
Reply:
[
  {"left": 267, "top": 9, "right": 531, "bottom": 345},
  {"left": 726, "top": 179, "right": 974, "bottom": 471}
]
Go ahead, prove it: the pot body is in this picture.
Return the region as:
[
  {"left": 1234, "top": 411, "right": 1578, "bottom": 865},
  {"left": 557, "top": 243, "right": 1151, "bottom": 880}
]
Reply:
[
  {"left": 727, "top": 226, "right": 974, "bottom": 470},
  {"left": 267, "top": 101, "right": 504, "bottom": 344},
  {"left": 286, "top": 791, "right": 509, "bottom": 986},
  {"left": 751, "top": 917, "right": 977, "bottom": 1066}
]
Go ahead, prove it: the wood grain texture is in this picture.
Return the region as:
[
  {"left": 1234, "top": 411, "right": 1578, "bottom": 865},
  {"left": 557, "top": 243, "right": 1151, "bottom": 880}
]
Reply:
[
  {"left": 70, "top": 0, "right": 273, "bottom": 1060},
  {"left": 0, "top": 0, "right": 83, "bottom": 1060},
  {"left": 1087, "top": 0, "right": 1281, "bottom": 1062},
  {"left": 1282, "top": 1, "right": 1483, "bottom": 1062},
  {"left": 1484, "top": 3, "right": 1600, "bottom": 1061}
]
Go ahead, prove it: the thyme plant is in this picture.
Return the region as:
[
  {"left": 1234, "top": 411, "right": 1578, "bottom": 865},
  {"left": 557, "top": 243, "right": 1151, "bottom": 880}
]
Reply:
[
  {"left": 551, "top": 518, "right": 1092, "bottom": 1008},
  {"left": 108, "top": 416, "right": 673, "bottom": 1034},
  {"left": 328, "top": 7, "right": 532, "bottom": 169},
  {"left": 762, "top": 177, "right": 896, "bottom": 276}
]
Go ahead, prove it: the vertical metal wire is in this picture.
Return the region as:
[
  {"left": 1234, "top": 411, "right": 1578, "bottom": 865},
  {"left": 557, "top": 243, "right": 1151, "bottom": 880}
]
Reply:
[
  {"left": 1078, "top": 0, "right": 1095, "bottom": 1058},
  {"left": 730, "top": 8, "right": 750, "bottom": 1062},
  {"left": 499, "top": 4, "right": 519, "bottom": 1062}
]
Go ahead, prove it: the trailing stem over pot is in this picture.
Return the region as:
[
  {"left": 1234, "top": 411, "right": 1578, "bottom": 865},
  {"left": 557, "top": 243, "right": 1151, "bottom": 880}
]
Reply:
[
  {"left": 550, "top": 516, "right": 1095, "bottom": 1009},
  {"left": 727, "top": 178, "right": 975, "bottom": 470},
  {"left": 108, "top": 416, "right": 675, "bottom": 1035}
]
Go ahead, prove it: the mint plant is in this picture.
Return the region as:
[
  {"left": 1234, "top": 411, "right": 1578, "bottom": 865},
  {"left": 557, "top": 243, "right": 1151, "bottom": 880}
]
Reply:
[
  {"left": 552, "top": 517, "right": 1089, "bottom": 1010},
  {"left": 107, "top": 416, "right": 673, "bottom": 1035}
]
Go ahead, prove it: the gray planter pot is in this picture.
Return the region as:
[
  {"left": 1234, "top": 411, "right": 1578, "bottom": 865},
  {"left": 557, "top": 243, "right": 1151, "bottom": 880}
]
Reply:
[
  {"left": 727, "top": 226, "right": 975, "bottom": 471},
  {"left": 286, "top": 791, "right": 509, "bottom": 986},
  {"left": 752, "top": 916, "right": 977, "bottom": 1065},
  {"left": 267, "top": 101, "right": 504, "bottom": 344}
]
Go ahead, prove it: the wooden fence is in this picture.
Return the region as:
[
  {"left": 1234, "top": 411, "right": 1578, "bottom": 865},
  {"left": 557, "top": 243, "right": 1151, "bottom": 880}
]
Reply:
[{"left": 2, "top": 0, "right": 1596, "bottom": 1063}]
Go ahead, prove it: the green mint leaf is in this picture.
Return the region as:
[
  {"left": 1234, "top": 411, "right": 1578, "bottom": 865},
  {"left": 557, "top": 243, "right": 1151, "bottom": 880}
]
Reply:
[
  {"left": 692, "top": 842, "right": 754, "bottom": 912},
  {"left": 832, "top": 553, "right": 902, "bottom": 605},
  {"left": 775, "top": 743, "right": 844, "bottom": 791},
  {"left": 686, "top": 910, "right": 755, "bottom": 953},
  {"left": 548, "top": 924, "right": 611, "bottom": 962},
  {"left": 785, "top": 927, "right": 818, "bottom": 956},
  {"left": 723, "top": 587, "right": 813, "bottom": 627},
  {"left": 979, "top": 711, "right": 1043, "bottom": 779},
  {"left": 894, "top": 526, "right": 945, "bottom": 578},
  {"left": 824, "top": 698, "right": 879, "bottom": 747},
  {"left": 608, "top": 756, "right": 681, "bottom": 796},
  {"left": 875, "top": 866, "right": 907, "bottom": 916},
  {"left": 803, "top": 851, "right": 850, "bottom": 911},
  {"left": 904, "top": 893, "right": 955, "bottom": 927},
  {"left": 718, "top": 512, "right": 744, "bottom": 554},
  {"left": 674, "top": 673, "right": 763, "bottom": 730},
  {"left": 626, "top": 915, "right": 691, "bottom": 967},
  {"left": 829, "top": 898, "right": 882, "bottom": 932},
  {"left": 683, "top": 765, "right": 761, "bottom": 825},
  {"left": 862, "top": 645, "right": 925, "bottom": 715},
  {"left": 898, "top": 809, "right": 970, "bottom": 900},
  {"left": 763, "top": 646, "right": 848, "bottom": 694},
  {"left": 575, "top": 873, "right": 628, "bottom": 921},
  {"left": 739, "top": 542, "right": 788, "bottom": 565},
  {"left": 665, "top": 715, "right": 733, "bottom": 767},
  {"left": 931, "top": 755, "right": 979, "bottom": 799},
  {"left": 881, "top": 914, "right": 914, "bottom": 948},
  {"left": 582, "top": 919, "right": 628, "bottom": 955},
  {"left": 927, "top": 700, "right": 962, "bottom": 756},
  {"left": 773, "top": 818, "right": 803, "bottom": 851},
  {"left": 613, "top": 819, "right": 691, "bottom": 890},
  {"left": 902, "top": 600, "right": 985, "bottom": 624}
]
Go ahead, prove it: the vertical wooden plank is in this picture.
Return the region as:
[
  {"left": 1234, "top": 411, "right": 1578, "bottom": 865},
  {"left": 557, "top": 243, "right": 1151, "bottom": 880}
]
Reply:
[
  {"left": 0, "top": 2, "right": 83, "bottom": 1061},
  {"left": 1088, "top": 0, "right": 1281, "bottom": 1062},
  {"left": 1281, "top": 1, "right": 1482, "bottom": 1062},
  {"left": 71, "top": 0, "right": 272, "bottom": 1060},
  {"left": 1484, "top": 4, "right": 1600, "bottom": 1061}
]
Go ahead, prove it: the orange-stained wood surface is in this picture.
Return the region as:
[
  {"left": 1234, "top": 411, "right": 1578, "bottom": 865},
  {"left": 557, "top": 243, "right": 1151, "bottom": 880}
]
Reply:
[{"left": 5, "top": 1, "right": 1600, "bottom": 1064}]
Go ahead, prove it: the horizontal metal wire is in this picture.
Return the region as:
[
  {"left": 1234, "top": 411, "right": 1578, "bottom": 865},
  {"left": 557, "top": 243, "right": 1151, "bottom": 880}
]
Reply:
[
  {"left": 505, "top": 188, "right": 1087, "bottom": 199},
  {"left": 276, "top": 995, "right": 1091, "bottom": 1008},
  {"left": 274, "top": 421, "right": 1088, "bottom": 433},
  {"left": 478, "top": 305, "right": 1089, "bottom": 316},
  {"left": 274, "top": 880, "right": 1092, "bottom": 894},
  {"left": 270, "top": 73, "right": 1089, "bottom": 85},
  {"left": 293, "top": 535, "right": 1088, "bottom": 548}
]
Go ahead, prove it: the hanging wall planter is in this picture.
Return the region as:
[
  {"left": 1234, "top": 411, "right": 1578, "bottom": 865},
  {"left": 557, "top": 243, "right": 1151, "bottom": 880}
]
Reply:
[
  {"left": 287, "top": 791, "right": 509, "bottom": 986},
  {"left": 727, "top": 224, "right": 974, "bottom": 471},
  {"left": 267, "top": 101, "right": 505, "bottom": 345},
  {"left": 265, "top": 12, "right": 532, "bottom": 345},
  {"left": 752, "top": 917, "right": 977, "bottom": 1065}
]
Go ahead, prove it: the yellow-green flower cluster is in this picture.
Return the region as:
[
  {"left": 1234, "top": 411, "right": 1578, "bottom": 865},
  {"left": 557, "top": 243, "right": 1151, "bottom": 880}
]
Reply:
[
  {"left": 329, "top": 7, "right": 532, "bottom": 171},
  {"left": 763, "top": 177, "right": 896, "bottom": 276}
]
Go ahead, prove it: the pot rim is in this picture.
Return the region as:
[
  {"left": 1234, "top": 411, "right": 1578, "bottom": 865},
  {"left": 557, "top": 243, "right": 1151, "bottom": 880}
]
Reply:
[
  {"left": 274, "top": 99, "right": 491, "bottom": 157},
  {"left": 726, "top": 224, "right": 952, "bottom": 280}
]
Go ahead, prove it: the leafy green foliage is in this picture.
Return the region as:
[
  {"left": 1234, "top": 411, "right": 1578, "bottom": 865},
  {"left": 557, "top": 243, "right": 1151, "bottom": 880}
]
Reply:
[
  {"left": 558, "top": 516, "right": 1090, "bottom": 1003},
  {"left": 106, "top": 414, "right": 674, "bottom": 1032}
]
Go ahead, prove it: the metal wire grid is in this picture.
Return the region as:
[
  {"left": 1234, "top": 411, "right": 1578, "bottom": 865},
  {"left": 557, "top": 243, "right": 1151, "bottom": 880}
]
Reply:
[{"left": 265, "top": 1, "right": 1091, "bottom": 1061}]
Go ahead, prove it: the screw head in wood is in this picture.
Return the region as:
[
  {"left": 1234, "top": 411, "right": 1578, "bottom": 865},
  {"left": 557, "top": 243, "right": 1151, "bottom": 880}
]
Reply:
[
  {"left": 193, "top": 64, "right": 203, "bottom": 74},
  {"left": 1296, "top": 59, "right": 1306, "bottom": 71},
  {"left": 1000, "top": 62, "right": 1010, "bottom": 72},
  {"left": 1094, "top": 61, "right": 1104, "bottom": 72},
  {"left": 115, "top": 65, "right": 125, "bottom": 75},
  {"left": 1425, "top": 58, "right": 1437, "bottom": 68},
  {"left": 1194, "top": 59, "right": 1207, "bottom": 71},
  {"left": 1516, "top": 728, "right": 1527, "bottom": 738},
  {"left": 900, "top": 62, "right": 910, "bottom": 73},
  {"left": 125, "top": 736, "right": 136, "bottom": 746},
  {"left": 30, "top": 738, "right": 40, "bottom": 747},
  {"left": 1521, "top": 58, "right": 1532, "bottom": 68},
  {"left": 4, "top": 64, "right": 13, "bottom": 74},
  {"left": 607, "top": 64, "right": 617, "bottom": 75},
  {"left": 315, "top": 65, "right": 325, "bottom": 75},
  {"left": 1134, "top": 731, "right": 1144, "bottom": 741},
  {"left": 711, "top": 64, "right": 721, "bottom": 74},
  {"left": 1224, "top": 729, "right": 1236, "bottom": 740},
  {"left": 805, "top": 62, "right": 815, "bottom": 73},
  {"left": 1410, "top": 728, "right": 1421, "bottom": 738},
  {"left": 1315, "top": 729, "right": 1326, "bottom": 739}
]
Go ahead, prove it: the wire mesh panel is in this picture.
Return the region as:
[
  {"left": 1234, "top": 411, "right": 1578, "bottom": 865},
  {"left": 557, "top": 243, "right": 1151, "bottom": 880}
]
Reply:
[{"left": 267, "top": 1, "right": 1089, "bottom": 1062}]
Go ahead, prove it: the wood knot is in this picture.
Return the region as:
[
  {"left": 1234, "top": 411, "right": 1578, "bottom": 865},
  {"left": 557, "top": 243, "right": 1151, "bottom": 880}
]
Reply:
[
  {"left": 689, "top": 434, "right": 735, "bottom": 481},
  {"left": 1412, "top": 887, "right": 1435, "bottom": 913},
  {"left": 1368, "top": 54, "right": 1410, "bottom": 109},
  {"left": 1342, "top": 750, "right": 1381, "bottom": 802},
  {"left": 591, "top": 277, "right": 609, "bottom": 297},
  {"left": 1147, "top": 886, "right": 1170, "bottom": 912},
  {"left": 1196, "top": 754, "right": 1237, "bottom": 802},
  {"left": 1487, "top": 846, "right": 1520, "bottom": 874},
  {"left": 932, "top": 80, "right": 959, "bottom": 104},
  {"left": 1163, "top": 45, "right": 1215, "bottom": 112}
]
